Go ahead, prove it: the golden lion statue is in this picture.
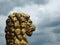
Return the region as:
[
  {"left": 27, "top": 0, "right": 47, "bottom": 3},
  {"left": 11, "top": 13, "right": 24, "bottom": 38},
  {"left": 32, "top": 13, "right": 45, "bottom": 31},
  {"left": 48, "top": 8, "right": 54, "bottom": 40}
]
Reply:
[{"left": 5, "top": 12, "right": 36, "bottom": 45}]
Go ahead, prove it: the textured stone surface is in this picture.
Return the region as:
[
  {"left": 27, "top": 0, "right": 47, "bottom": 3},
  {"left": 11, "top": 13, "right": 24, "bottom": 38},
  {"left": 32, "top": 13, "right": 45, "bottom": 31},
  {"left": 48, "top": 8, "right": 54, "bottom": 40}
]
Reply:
[{"left": 5, "top": 12, "right": 36, "bottom": 45}]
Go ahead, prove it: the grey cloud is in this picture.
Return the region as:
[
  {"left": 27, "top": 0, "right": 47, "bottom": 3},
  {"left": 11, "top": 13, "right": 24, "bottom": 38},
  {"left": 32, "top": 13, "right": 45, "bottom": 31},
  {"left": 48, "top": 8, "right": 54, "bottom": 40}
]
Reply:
[
  {"left": 0, "top": 0, "right": 48, "bottom": 15},
  {"left": 36, "top": 12, "right": 60, "bottom": 29},
  {"left": 0, "top": 1, "right": 14, "bottom": 15},
  {"left": 28, "top": 32, "right": 56, "bottom": 45},
  {"left": 53, "top": 27, "right": 60, "bottom": 33},
  {"left": 31, "top": 0, "right": 48, "bottom": 4},
  {"left": 42, "top": 42, "right": 60, "bottom": 45},
  {"left": 56, "top": 34, "right": 60, "bottom": 42},
  {"left": 0, "top": 33, "right": 5, "bottom": 45},
  {"left": 38, "top": 18, "right": 60, "bottom": 29}
]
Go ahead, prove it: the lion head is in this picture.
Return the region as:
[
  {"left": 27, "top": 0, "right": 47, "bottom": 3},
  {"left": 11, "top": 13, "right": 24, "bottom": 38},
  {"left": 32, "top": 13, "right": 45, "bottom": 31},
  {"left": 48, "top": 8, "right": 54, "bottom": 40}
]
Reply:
[
  {"left": 12, "top": 12, "right": 36, "bottom": 36},
  {"left": 6, "top": 12, "right": 36, "bottom": 36}
]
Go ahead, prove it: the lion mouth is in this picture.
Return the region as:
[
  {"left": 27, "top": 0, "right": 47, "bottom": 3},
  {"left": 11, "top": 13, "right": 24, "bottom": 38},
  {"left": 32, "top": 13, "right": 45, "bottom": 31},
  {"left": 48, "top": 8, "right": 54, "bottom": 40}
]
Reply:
[
  {"left": 26, "top": 30, "right": 33, "bottom": 36},
  {"left": 26, "top": 32, "right": 32, "bottom": 36}
]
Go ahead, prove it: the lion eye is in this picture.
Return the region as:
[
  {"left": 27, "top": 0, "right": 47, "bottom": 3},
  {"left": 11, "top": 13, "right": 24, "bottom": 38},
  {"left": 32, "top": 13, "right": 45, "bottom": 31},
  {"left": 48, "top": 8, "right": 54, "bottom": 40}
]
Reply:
[{"left": 28, "top": 20, "right": 32, "bottom": 23}]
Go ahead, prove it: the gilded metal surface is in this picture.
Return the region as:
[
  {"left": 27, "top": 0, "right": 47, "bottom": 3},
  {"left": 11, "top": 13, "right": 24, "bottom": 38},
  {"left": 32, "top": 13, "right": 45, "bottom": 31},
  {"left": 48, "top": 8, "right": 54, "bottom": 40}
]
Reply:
[{"left": 5, "top": 12, "right": 36, "bottom": 45}]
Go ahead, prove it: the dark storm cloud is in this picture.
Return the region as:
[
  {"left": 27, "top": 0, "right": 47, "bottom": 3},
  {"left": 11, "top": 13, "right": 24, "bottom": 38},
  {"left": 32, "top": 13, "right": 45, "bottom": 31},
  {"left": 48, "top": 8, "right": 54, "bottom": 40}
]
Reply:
[
  {"left": 53, "top": 27, "right": 60, "bottom": 33},
  {"left": 28, "top": 33, "right": 55, "bottom": 45},
  {"left": 0, "top": 0, "right": 48, "bottom": 15},
  {"left": 0, "top": 35, "right": 6, "bottom": 45},
  {"left": 0, "top": 1, "right": 14, "bottom": 15},
  {"left": 30, "top": 0, "right": 48, "bottom": 4},
  {"left": 38, "top": 18, "right": 60, "bottom": 29}
]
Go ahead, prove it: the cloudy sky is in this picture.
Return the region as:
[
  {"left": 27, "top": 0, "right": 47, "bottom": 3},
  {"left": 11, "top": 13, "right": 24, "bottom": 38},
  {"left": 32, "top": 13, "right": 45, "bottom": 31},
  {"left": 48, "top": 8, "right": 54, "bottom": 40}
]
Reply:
[{"left": 0, "top": 0, "right": 60, "bottom": 45}]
